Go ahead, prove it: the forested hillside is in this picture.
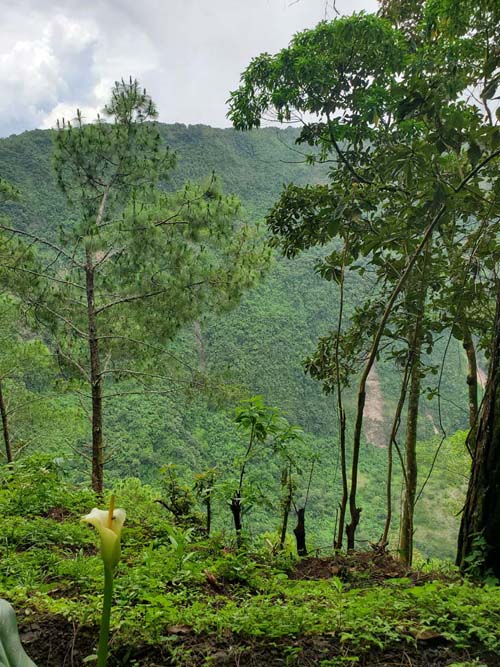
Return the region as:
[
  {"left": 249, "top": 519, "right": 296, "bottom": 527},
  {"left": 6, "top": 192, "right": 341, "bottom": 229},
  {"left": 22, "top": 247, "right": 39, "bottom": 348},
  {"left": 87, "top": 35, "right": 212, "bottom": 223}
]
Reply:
[
  {"left": 0, "top": 124, "right": 474, "bottom": 555},
  {"left": 0, "top": 124, "right": 474, "bottom": 433},
  {"left": 1, "top": 2, "right": 500, "bottom": 665}
]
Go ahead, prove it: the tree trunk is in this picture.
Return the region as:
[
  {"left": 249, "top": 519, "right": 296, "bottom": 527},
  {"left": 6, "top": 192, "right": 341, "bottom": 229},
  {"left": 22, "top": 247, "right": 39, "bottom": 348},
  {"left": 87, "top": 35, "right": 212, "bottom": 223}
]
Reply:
[
  {"left": 457, "top": 292, "right": 500, "bottom": 578},
  {"left": 462, "top": 326, "right": 479, "bottom": 433},
  {"left": 86, "top": 250, "right": 104, "bottom": 496},
  {"left": 293, "top": 507, "right": 307, "bottom": 557},
  {"left": 0, "top": 379, "right": 12, "bottom": 463},
  {"left": 346, "top": 387, "right": 364, "bottom": 549},
  {"left": 399, "top": 332, "right": 423, "bottom": 565},
  {"left": 335, "top": 408, "right": 348, "bottom": 549},
  {"left": 206, "top": 497, "right": 212, "bottom": 536},
  {"left": 399, "top": 261, "right": 427, "bottom": 565},
  {"left": 230, "top": 494, "right": 243, "bottom": 545},
  {"left": 193, "top": 320, "right": 206, "bottom": 373},
  {"left": 380, "top": 358, "right": 411, "bottom": 548},
  {"left": 334, "top": 236, "right": 349, "bottom": 551},
  {"left": 279, "top": 465, "right": 293, "bottom": 549},
  {"left": 231, "top": 423, "right": 255, "bottom": 546}
]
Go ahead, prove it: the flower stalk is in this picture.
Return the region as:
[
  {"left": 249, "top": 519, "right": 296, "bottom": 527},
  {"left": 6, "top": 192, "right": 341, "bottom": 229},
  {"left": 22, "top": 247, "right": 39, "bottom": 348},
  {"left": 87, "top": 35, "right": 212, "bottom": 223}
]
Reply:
[{"left": 97, "top": 566, "right": 114, "bottom": 667}]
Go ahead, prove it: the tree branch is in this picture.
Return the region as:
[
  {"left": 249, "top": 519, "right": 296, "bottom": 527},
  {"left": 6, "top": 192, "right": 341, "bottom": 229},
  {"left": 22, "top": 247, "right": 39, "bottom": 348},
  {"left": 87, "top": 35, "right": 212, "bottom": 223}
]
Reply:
[
  {"left": 95, "top": 288, "right": 167, "bottom": 314},
  {"left": 94, "top": 334, "right": 195, "bottom": 371},
  {"left": 0, "top": 224, "right": 84, "bottom": 268},
  {"left": 27, "top": 298, "right": 88, "bottom": 339},
  {"left": 2, "top": 264, "right": 87, "bottom": 291},
  {"left": 98, "top": 368, "right": 191, "bottom": 383}
]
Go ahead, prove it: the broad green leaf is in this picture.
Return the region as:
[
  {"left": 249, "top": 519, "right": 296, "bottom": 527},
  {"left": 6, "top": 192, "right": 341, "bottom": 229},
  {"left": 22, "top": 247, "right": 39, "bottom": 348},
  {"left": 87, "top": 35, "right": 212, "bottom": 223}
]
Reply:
[
  {"left": 0, "top": 600, "right": 37, "bottom": 667},
  {"left": 467, "top": 141, "right": 482, "bottom": 167},
  {"left": 492, "top": 128, "right": 500, "bottom": 151},
  {"left": 327, "top": 219, "right": 340, "bottom": 237}
]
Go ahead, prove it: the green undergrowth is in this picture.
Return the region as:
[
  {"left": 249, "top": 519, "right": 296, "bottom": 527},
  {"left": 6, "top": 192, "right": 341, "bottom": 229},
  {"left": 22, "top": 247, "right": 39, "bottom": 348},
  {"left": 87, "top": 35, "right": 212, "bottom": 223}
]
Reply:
[{"left": 0, "top": 459, "right": 498, "bottom": 664}]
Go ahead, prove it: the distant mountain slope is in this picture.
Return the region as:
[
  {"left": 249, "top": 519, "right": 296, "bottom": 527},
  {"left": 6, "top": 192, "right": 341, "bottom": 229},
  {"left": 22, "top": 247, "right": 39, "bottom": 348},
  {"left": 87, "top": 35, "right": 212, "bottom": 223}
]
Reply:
[
  {"left": 0, "top": 124, "right": 475, "bottom": 556},
  {"left": 0, "top": 124, "right": 471, "bottom": 441},
  {"left": 0, "top": 125, "right": 323, "bottom": 232}
]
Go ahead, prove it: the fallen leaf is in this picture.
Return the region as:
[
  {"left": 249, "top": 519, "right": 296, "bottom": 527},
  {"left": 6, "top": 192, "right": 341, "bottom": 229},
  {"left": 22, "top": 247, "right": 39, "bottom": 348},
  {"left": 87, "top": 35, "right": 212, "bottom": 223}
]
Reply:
[{"left": 167, "top": 625, "right": 192, "bottom": 635}]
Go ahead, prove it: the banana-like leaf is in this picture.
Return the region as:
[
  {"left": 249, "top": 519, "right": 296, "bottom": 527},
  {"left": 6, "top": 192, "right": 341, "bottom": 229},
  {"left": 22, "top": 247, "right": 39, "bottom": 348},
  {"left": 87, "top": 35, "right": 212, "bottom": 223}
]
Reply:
[{"left": 0, "top": 600, "right": 37, "bottom": 667}]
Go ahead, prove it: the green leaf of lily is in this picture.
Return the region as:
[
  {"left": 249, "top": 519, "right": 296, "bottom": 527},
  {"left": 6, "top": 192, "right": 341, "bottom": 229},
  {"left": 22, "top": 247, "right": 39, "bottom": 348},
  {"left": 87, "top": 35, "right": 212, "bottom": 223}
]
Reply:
[{"left": 0, "top": 599, "right": 37, "bottom": 667}]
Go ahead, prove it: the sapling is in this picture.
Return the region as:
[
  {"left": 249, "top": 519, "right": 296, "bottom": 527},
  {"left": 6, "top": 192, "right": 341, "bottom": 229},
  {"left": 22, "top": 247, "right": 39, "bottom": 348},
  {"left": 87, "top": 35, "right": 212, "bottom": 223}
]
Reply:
[
  {"left": 231, "top": 396, "right": 280, "bottom": 542},
  {"left": 194, "top": 468, "right": 218, "bottom": 535},
  {"left": 271, "top": 422, "right": 304, "bottom": 550},
  {"left": 157, "top": 464, "right": 202, "bottom": 528}
]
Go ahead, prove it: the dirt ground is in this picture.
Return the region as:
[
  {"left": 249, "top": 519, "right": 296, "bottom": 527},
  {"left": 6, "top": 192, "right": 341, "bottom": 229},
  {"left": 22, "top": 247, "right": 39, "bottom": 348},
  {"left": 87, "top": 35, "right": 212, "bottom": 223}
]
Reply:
[
  {"left": 289, "top": 550, "right": 443, "bottom": 586},
  {"left": 19, "top": 553, "right": 497, "bottom": 667},
  {"left": 20, "top": 620, "right": 498, "bottom": 667}
]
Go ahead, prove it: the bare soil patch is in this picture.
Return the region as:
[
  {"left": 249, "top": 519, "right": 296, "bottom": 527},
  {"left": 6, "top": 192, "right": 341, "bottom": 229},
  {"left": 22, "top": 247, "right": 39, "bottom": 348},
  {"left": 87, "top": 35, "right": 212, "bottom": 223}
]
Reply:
[{"left": 289, "top": 551, "right": 447, "bottom": 586}]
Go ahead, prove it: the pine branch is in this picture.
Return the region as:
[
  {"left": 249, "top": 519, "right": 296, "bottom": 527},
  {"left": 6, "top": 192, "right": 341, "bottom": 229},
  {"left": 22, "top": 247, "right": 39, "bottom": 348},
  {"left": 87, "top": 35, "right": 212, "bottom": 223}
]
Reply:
[
  {"left": 2, "top": 264, "right": 86, "bottom": 291},
  {"left": 0, "top": 224, "right": 85, "bottom": 268}
]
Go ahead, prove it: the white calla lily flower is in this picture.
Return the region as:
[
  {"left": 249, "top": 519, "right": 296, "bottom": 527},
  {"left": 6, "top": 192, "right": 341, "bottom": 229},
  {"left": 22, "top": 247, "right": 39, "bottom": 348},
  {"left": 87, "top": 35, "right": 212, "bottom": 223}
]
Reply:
[{"left": 82, "top": 497, "right": 126, "bottom": 570}]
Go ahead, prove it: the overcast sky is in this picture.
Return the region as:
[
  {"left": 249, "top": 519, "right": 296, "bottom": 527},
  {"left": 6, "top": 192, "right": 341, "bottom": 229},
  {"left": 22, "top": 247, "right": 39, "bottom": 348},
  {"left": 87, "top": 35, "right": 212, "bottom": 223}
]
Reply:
[{"left": 0, "top": 0, "right": 377, "bottom": 137}]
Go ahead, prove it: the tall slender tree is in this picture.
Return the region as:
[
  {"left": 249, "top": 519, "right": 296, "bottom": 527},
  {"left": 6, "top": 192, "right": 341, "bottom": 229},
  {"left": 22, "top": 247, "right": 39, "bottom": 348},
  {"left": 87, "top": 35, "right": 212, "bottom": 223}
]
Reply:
[
  {"left": 2, "top": 79, "right": 269, "bottom": 493},
  {"left": 228, "top": 4, "right": 500, "bottom": 552}
]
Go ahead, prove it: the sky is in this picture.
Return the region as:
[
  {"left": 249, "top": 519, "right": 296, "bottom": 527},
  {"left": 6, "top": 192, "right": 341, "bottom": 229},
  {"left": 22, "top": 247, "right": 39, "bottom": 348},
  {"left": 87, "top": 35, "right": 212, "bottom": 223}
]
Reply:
[{"left": 0, "top": 0, "right": 377, "bottom": 137}]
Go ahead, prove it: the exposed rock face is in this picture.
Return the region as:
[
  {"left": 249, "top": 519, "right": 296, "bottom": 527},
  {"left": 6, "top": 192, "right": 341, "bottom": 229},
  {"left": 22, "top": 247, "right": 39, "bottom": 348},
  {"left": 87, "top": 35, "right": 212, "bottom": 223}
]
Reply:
[{"left": 364, "top": 366, "right": 387, "bottom": 447}]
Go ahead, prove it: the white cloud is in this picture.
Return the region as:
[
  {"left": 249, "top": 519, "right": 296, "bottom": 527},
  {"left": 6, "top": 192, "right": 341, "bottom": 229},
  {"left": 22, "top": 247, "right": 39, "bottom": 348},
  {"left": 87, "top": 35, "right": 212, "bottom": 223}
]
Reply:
[
  {"left": 0, "top": 0, "right": 377, "bottom": 137},
  {"left": 0, "top": 10, "right": 101, "bottom": 135},
  {"left": 40, "top": 103, "right": 102, "bottom": 130}
]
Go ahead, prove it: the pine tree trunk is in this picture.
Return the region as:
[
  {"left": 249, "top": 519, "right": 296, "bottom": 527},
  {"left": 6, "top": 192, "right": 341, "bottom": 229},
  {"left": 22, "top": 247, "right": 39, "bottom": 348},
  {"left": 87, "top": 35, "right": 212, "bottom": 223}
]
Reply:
[
  {"left": 86, "top": 250, "right": 104, "bottom": 496},
  {"left": 0, "top": 379, "right": 12, "bottom": 464},
  {"left": 463, "top": 326, "right": 479, "bottom": 432},
  {"left": 457, "top": 292, "right": 500, "bottom": 578}
]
